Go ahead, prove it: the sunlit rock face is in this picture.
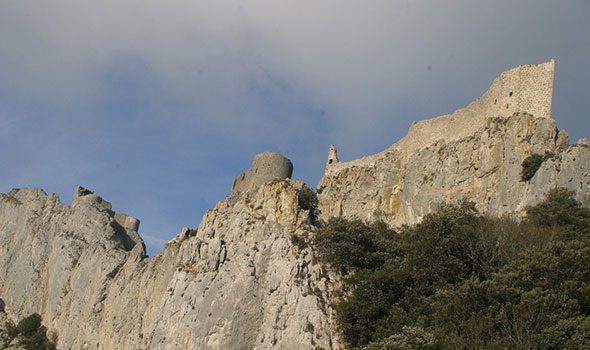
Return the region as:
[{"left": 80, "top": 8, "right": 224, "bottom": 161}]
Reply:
[
  {"left": 318, "top": 61, "right": 589, "bottom": 227},
  {"left": 2, "top": 61, "right": 590, "bottom": 350},
  {"left": 0, "top": 156, "right": 340, "bottom": 349}
]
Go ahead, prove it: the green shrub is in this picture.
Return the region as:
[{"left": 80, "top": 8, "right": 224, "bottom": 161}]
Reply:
[
  {"left": 16, "top": 313, "right": 41, "bottom": 336},
  {"left": 312, "top": 190, "right": 590, "bottom": 349},
  {"left": 298, "top": 185, "right": 320, "bottom": 225},
  {"left": 427, "top": 240, "right": 590, "bottom": 349},
  {"left": 2, "top": 313, "right": 56, "bottom": 350},
  {"left": 290, "top": 233, "right": 309, "bottom": 250},
  {"left": 3, "top": 321, "right": 18, "bottom": 346},
  {"left": 23, "top": 325, "right": 54, "bottom": 350},
  {"left": 359, "top": 327, "right": 438, "bottom": 350},
  {"left": 314, "top": 218, "right": 395, "bottom": 274},
  {"left": 521, "top": 152, "right": 553, "bottom": 181},
  {"left": 526, "top": 187, "right": 590, "bottom": 238}
]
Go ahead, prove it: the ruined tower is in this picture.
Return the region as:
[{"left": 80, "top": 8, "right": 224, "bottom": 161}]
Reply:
[{"left": 231, "top": 152, "right": 294, "bottom": 196}]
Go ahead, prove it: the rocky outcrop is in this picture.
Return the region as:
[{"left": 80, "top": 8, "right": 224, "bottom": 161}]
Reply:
[
  {"left": 318, "top": 61, "right": 590, "bottom": 226},
  {"left": 0, "top": 187, "right": 141, "bottom": 347},
  {"left": 0, "top": 155, "right": 340, "bottom": 349},
  {"left": 1, "top": 61, "right": 589, "bottom": 349},
  {"left": 95, "top": 178, "right": 339, "bottom": 350}
]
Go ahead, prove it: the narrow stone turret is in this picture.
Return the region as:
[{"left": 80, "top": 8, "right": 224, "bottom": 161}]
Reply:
[
  {"left": 324, "top": 144, "right": 339, "bottom": 175},
  {"left": 231, "top": 152, "right": 294, "bottom": 196}
]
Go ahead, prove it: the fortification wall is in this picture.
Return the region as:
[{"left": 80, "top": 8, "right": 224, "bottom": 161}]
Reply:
[
  {"left": 324, "top": 60, "right": 555, "bottom": 176},
  {"left": 231, "top": 152, "right": 293, "bottom": 195},
  {"left": 395, "top": 60, "right": 554, "bottom": 154}
]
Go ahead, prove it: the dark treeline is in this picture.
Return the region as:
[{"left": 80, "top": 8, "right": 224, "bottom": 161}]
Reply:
[{"left": 310, "top": 188, "right": 590, "bottom": 349}]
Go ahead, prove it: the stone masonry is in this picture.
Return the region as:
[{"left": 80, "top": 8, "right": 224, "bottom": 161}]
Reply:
[
  {"left": 231, "top": 152, "right": 294, "bottom": 196},
  {"left": 324, "top": 61, "right": 555, "bottom": 177},
  {"left": 318, "top": 60, "right": 590, "bottom": 227},
  {"left": 2, "top": 60, "right": 589, "bottom": 350}
]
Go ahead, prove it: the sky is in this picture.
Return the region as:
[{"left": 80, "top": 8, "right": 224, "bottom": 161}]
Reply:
[{"left": 1, "top": 1, "right": 589, "bottom": 255}]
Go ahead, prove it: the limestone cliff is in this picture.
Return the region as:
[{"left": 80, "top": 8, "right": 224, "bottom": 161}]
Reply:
[
  {"left": 1, "top": 61, "right": 589, "bottom": 350},
  {"left": 318, "top": 60, "right": 590, "bottom": 226},
  {"left": 0, "top": 155, "right": 340, "bottom": 349}
]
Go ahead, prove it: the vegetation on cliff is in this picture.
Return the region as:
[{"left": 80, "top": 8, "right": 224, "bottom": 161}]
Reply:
[
  {"left": 1, "top": 311, "right": 56, "bottom": 350},
  {"left": 314, "top": 188, "right": 590, "bottom": 349},
  {"left": 521, "top": 152, "right": 554, "bottom": 181}
]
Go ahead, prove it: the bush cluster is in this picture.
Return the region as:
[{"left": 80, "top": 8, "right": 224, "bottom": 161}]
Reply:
[
  {"left": 314, "top": 188, "right": 590, "bottom": 349},
  {"left": 2, "top": 313, "right": 55, "bottom": 350},
  {"left": 297, "top": 184, "right": 320, "bottom": 225},
  {"left": 521, "top": 152, "right": 554, "bottom": 181}
]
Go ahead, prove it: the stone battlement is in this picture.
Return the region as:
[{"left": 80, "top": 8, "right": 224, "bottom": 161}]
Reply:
[{"left": 324, "top": 60, "right": 555, "bottom": 175}]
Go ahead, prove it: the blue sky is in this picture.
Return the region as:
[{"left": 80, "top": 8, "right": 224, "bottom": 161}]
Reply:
[{"left": 1, "top": 1, "right": 589, "bottom": 254}]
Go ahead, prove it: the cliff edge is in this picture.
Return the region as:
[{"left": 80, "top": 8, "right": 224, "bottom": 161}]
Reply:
[
  {"left": 0, "top": 155, "right": 340, "bottom": 349},
  {"left": 318, "top": 61, "right": 589, "bottom": 226},
  {"left": 1, "top": 61, "right": 589, "bottom": 349}
]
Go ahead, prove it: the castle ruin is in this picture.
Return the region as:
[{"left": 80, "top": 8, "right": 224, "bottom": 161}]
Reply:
[
  {"left": 317, "top": 60, "right": 589, "bottom": 229},
  {"left": 324, "top": 60, "right": 556, "bottom": 175},
  {"left": 231, "top": 152, "right": 294, "bottom": 196}
]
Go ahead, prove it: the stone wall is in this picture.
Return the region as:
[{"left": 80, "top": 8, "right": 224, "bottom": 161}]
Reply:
[
  {"left": 231, "top": 152, "right": 293, "bottom": 196},
  {"left": 324, "top": 60, "right": 555, "bottom": 176},
  {"left": 318, "top": 60, "right": 589, "bottom": 228},
  {"left": 395, "top": 60, "right": 554, "bottom": 154}
]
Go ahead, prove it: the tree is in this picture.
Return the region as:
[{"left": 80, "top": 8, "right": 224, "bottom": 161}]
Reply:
[
  {"left": 526, "top": 187, "right": 590, "bottom": 239},
  {"left": 313, "top": 189, "right": 590, "bottom": 348},
  {"left": 521, "top": 152, "right": 553, "bottom": 181}
]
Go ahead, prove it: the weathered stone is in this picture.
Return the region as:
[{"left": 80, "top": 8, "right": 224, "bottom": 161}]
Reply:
[
  {"left": 231, "top": 152, "right": 294, "bottom": 196},
  {"left": 0, "top": 61, "right": 588, "bottom": 350},
  {"left": 0, "top": 181, "right": 340, "bottom": 349},
  {"left": 318, "top": 60, "right": 589, "bottom": 226}
]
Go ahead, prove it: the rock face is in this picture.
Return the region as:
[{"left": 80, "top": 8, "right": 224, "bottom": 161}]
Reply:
[
  {"left": 0, "top": 61, "right": 589, "bottom": 349},
  {"left": 0, "top": 155, "right": 339, "bottom": 350},
  {"left": 318, "top": 60, "right": 590, "bottom": 226},
  {"left": 0, "top": 187, "right": 143, "bottom": 347}
]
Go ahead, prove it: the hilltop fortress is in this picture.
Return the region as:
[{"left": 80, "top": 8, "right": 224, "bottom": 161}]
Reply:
[
  {"left": 1, "top": 60, "right": 589, "bottom": 350},
  {"left": 324, "top": 60, "right": 557, "bottom": 176},
  {"left": 231, "top": 152, "right": 293, "bottom": 196},
  {"left": 318, "top": 60, "right": 589, "bottom": 227}
]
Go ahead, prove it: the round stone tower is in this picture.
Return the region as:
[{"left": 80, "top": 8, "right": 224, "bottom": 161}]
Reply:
[{"left": 231, "top": 152, "right": 294, "bottom": 195}]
